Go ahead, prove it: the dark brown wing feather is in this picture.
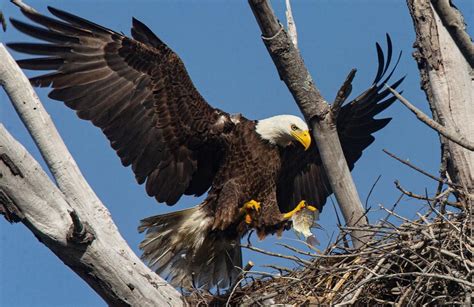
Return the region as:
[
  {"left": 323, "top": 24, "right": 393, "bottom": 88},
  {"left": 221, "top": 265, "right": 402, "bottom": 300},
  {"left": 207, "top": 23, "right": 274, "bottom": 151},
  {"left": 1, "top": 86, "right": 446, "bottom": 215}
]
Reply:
[
  {"left": 277, "top": 35, "right": 404, "bottom": 213},
  {"left": 8, "top": 7, "right": 232, "bottom": 205}
]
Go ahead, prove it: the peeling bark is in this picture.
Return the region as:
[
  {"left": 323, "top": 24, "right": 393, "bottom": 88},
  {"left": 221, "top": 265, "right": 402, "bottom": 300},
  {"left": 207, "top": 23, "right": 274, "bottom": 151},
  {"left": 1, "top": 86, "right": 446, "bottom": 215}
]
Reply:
[
  {"left": 431, "top": 0, "right": 474, "bottom": 67},
  {"left": 406, "top": 0, "right": 474, "bottom": 206}
]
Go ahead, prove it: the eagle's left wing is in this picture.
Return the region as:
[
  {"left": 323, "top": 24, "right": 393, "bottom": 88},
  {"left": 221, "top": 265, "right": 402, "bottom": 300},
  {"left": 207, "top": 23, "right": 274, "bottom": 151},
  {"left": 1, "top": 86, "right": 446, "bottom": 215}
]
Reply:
[
  {"left": 8, "top": 7, "right": 234, "bottom": 206},
  {"left": 277, "top": 36, "right": 404, "bottom": 214}
]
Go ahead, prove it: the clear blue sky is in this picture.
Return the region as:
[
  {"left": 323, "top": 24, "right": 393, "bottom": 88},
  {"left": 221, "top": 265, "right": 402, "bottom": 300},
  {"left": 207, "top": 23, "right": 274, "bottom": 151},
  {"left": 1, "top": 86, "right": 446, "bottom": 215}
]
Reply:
[{"left": 1, "top": 1, "right": 472, "bottom": 306}]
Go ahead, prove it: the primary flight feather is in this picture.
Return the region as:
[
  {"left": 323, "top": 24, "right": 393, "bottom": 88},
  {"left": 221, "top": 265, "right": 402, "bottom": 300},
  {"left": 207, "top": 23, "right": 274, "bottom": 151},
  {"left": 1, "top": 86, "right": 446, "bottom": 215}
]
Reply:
[{"left": 9, "top": 6, "right": 403, "bottom": 289}]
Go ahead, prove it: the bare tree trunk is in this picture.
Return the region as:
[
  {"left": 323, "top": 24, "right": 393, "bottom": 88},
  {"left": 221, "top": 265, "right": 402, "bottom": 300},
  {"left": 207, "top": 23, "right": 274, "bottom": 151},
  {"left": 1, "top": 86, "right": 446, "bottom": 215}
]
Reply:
[
  {"left": 406, "top": 0, "right": 474, "bottom": 207},
  {"left": 247, "top": 0, "right": 369, "bottom": 248},
  {"left": 0, "top": 44, "right": 184, "bottom": 306}
]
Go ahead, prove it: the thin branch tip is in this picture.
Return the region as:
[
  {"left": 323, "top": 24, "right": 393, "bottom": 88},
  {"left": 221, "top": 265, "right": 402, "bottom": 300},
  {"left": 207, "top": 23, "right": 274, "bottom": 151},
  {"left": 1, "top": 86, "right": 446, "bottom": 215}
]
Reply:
[
  {"left": 387, "top": 86, "right": 474, "bottom": 151},
  {"left": 285, "top": 0, "right": 298, "bottom": 48},
  {"left": 10, "top": 0, "right": 37, "bottom": 13},
  {"left": 383, "top": 148, "right": 461, "bottom": 189},
  {"left": 332, "top": 69, "right": 357, "bottom": 116}
]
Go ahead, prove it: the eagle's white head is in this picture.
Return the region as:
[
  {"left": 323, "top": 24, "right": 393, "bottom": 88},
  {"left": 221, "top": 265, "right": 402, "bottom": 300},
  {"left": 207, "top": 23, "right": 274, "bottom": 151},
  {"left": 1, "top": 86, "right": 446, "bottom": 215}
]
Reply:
[{"left": 255, "top": 115, "right": 311, "bottom": 150}]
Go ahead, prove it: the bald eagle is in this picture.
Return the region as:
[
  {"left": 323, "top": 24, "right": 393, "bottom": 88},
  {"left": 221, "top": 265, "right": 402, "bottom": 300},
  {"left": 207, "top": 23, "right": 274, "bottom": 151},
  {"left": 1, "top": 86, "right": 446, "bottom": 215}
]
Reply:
[{"left": 9, "top": 6, "right": 402, "bottom": 289}]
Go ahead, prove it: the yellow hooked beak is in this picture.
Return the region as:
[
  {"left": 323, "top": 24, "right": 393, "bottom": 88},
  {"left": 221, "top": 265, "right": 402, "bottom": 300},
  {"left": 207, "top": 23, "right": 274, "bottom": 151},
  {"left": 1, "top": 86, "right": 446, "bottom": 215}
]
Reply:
[{"left": 291, "top": 130, "right": 311, "bottom": 151}]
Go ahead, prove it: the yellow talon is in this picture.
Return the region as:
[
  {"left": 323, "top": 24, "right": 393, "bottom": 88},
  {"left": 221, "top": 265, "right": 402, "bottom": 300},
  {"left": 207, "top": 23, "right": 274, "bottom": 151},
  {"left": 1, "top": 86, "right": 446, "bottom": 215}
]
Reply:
[
  {"left": 283, "top": 200, "right": 316, "bottom": 219},
  {"left": 240, "top": 200, "right": 261, "bottom": 224},
  {"left": 240, "top": 200, "right": 261, "bottom": 213}
]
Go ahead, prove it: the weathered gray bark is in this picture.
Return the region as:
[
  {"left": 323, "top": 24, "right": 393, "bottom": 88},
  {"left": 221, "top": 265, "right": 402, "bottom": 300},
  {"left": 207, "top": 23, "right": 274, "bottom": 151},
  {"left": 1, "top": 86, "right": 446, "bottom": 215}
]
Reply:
[
  {"left": 406, "top": 0, "right": 474, "bottom": 207},
  {"left": 431, "top": 0, "right": 474, "bottom": 68},
  {"left": 0, "top": 44, "right": 184, "bottom": 306},
  {"left": 248, "top": 0, "right": 369, "bottom": 248}
]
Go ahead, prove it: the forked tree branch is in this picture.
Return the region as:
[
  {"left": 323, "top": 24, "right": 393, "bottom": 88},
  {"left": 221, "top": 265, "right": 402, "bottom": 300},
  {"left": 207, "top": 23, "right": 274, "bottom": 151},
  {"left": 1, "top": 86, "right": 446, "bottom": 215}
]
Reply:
[
  {"left": 248, "top": 0, "right": 369, "bottom": 248},
  {"left": 0, "top": 44, "right": 183, "bottom": 306}
]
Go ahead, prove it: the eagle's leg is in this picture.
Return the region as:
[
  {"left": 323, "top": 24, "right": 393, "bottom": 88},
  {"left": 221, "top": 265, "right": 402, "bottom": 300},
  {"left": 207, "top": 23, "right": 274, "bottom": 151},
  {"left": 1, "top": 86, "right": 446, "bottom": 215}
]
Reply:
[
  {"left": 282, "top": 200, "right": 317, "bottom": 220},
  {"left": 239, "top": 200, "right": 261, "bottom": 224}
]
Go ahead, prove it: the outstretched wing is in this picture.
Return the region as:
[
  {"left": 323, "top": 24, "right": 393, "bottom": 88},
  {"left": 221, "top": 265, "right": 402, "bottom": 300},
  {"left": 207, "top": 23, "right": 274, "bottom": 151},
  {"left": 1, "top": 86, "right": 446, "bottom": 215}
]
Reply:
[
  {"left": 9, "top": 7, "right": 233, "bottom": 205},
  {"left": 277, "top": 35, "right": 404, "bottom": 213}
]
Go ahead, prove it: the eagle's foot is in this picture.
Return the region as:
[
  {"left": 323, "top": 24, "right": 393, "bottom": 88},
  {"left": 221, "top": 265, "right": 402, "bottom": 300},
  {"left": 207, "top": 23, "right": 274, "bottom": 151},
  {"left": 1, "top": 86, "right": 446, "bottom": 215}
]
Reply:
[
  {"left": 240, "top": 200, "right": 261, "bottom": 224},
  {"left": 282, "top": 200, "right": 316, "bottom": 220}
]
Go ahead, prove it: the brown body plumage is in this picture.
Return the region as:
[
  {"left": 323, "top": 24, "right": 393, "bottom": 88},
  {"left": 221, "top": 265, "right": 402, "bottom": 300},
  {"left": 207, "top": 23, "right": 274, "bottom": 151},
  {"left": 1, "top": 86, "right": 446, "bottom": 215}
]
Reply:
[{"left": 9, "top": 6, "right": 403, "bottom": 289}]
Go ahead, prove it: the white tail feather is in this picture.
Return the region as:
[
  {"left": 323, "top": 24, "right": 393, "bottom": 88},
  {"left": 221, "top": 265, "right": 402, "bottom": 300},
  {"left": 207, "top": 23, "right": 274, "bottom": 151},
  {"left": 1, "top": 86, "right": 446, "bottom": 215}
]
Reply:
[{"left": 138, "top": 204, "right": 242, "bottom": 289}]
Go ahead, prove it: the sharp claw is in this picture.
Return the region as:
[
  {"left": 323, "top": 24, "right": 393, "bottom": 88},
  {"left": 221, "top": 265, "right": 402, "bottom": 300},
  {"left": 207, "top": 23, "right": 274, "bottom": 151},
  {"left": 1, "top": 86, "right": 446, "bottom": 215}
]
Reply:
[
  {"left": 283, "top": 200, "right": 318, "bottom": 219},
  {"left": 240, "top": 200, "right": 261, "bottom": 224},
  {"left": 245, "top": 200, "right": 261, "bottom": 212},
  {"left": 253, "top": 203, "right": 260, "bottom": 213}
]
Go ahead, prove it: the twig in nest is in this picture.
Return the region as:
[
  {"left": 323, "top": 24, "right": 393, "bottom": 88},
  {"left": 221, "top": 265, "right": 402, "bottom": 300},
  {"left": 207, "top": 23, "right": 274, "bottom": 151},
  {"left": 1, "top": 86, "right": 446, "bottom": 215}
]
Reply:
[
  {"left": 326, "top": 257, "right": 365, "bottom": 302},
  {"left": 262, "top": 264, "right": 293, "bottom": 274},
  {"left": 379, "top": 193, "right": 403, "bottom": 225},
  {"left": 241, "top": 244, "right": 313, "bottom": 266},
  {"left": 365, "top": 174, "right": 382, "bottom": 210},
  {"left": 427, "top": 246, "right": 474, "bottom": 269},
  {"left": 331, "top": 199, "right": 349, "bottom": 249},
  {"left": 335, "top": 257, "right": 386, "bottom": 306},
  {"left": 277, "top": 242, "right": 317, "bottom": 257},
  {"left": 379, "top": 203, "right": 419, "bottom": 224},
  {"left": 383, "top": 149, "right": 461, "bottom": 188},
  {"left": 246, "top": 270, "right": 301, "bottom": 281},
  {"left": 340, "top": 271, "right": 472, "bottom": 301},
  {"left": 395, "top": 182, "right": 459, "bottom": 208},
  {"left": 283, "top": 237, "right": 324, "bottom": 254},
  {"left": 225, "top": 182, "right": 471, "bottom": 305},
  {"left": 225, "top": 276, "right": 245, "bottom": 307},
  {"left": 226, "top": 261, "right": 254, "bottom": 306}
]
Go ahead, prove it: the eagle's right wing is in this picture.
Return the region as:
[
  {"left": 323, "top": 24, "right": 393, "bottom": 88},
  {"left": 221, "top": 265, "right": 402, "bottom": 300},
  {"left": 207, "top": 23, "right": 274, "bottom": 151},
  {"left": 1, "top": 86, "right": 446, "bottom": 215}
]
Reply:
[
  {"left": 277, "top": 35, "right": 404, "bottom": 214},
  {"left": 9, "top": 7, "right": 233, "bottom": 205}
]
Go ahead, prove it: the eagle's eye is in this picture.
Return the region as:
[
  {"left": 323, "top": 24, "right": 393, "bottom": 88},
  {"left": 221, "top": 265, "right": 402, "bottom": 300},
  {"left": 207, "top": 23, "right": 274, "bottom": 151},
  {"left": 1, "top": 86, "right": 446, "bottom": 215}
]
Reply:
[{"left": 291, "top": 124, "right": 298, "bottom": 131}]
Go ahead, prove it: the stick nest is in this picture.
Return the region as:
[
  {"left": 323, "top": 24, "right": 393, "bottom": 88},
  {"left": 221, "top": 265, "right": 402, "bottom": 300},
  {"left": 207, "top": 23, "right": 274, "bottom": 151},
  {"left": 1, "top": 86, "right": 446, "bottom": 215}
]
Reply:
[{"left": 187, "top": 187, "right": 472, "bottom": 306}]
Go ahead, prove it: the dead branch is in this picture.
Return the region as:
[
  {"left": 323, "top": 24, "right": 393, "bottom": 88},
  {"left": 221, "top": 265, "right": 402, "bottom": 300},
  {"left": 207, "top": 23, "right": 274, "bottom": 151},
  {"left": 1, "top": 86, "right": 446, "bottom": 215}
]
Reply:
[
  {"left": 394, "top": 180, "right": 461, "bottom": 209},
  {"left": 248, "top": 0, "right": 369, "bottom": 249},
  {"left": 387, "top": 85, "right": 474, "bottom": 151},
  {"left": 10, "top": 0, "right": 36, "bottom": 14},
  {"left": 0, "top": 43, "right": 183, "bottom": 306},
  {"left": 332, "top": 69, "right": 357, "bottom": 116},
  {"left": 285, "top": 0, "right": 298, "bottom": 48},
  {"left": 241, "top": 244, "right": 313, "bottom": 266},
  {"left": 383, "top": 149, "right": 461, "bottom": 188}
]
